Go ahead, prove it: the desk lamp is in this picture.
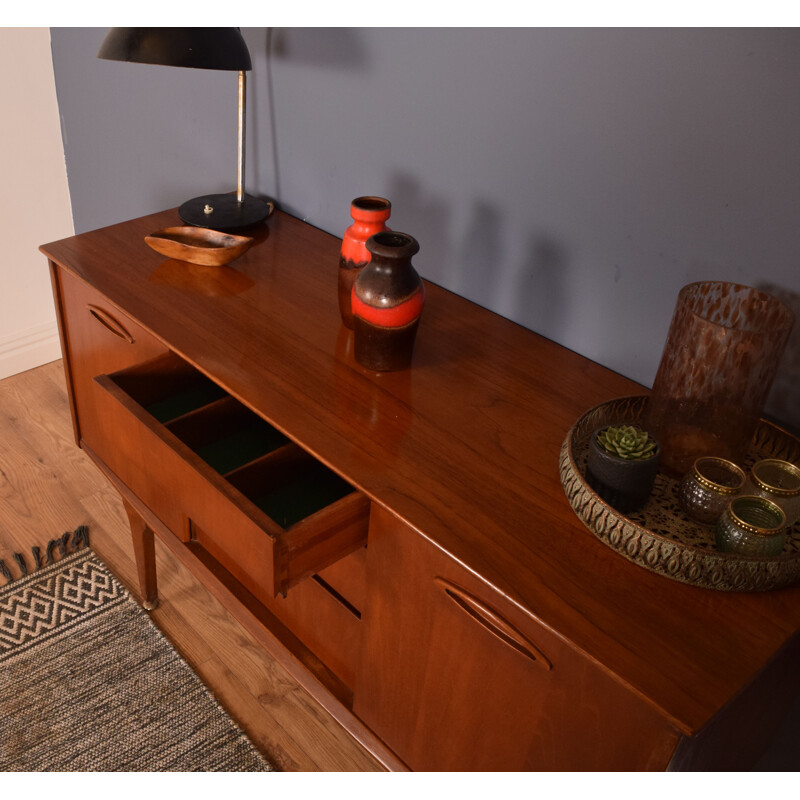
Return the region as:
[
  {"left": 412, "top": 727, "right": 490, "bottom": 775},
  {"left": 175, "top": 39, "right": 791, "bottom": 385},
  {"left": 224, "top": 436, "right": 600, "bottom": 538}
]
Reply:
[{"left": 98, "top": 27, "right": 271, "bottom": 231}]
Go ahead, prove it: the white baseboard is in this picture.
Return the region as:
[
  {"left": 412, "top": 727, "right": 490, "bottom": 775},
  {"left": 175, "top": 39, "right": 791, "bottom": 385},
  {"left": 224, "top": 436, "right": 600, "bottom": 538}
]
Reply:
[{"left": 0, "top": 321, "right": 62, "bottom": 381}]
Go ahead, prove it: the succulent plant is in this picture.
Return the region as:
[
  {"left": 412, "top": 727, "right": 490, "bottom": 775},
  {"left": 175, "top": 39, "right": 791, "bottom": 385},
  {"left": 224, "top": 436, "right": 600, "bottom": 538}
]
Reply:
[{"left": 596, "top": 425, "right": 657, "bottom": 461}]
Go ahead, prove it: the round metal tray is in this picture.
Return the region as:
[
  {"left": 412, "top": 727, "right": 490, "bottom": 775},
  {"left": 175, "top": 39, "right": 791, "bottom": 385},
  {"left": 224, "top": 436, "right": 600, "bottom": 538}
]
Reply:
[{"left": 559, "top": 396, "right": 800, "bottom": 592}]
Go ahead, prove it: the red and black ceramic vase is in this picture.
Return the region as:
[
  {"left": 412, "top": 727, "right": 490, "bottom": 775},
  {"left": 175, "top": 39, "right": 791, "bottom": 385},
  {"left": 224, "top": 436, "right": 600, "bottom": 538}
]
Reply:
[
  {"left": 351, "top": 231, "right": 424, "bottom": 372},
  {"left": 338, "top": 196, "right": 392, "bottom": 328}
]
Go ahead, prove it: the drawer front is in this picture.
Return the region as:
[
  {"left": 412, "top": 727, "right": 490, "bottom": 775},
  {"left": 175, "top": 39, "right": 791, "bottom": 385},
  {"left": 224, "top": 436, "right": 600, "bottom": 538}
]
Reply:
[
  {"left": 93, "top": 373, "right": 280, "bottom": 596},
  {"left": 267, "top": 546, "right": 366, "bottom": 691},
  {"left": 355, "top": 505, "right": 680, "bottom": 771},
  {"left": 54, "top": 265, "right": 168, "bottom": 449},
  {"left": 94, "top": 352, "right": 369, "bottom": 601}
]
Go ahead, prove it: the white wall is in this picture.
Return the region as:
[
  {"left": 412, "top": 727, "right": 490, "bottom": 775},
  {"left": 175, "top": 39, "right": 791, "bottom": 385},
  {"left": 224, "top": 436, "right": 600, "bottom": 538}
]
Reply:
[{"left": 0, "top": 27, "right": 73, "bottom": 380}]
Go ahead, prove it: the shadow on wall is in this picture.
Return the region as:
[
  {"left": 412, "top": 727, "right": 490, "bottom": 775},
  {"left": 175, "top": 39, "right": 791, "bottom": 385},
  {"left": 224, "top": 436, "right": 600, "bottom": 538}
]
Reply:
[
  {"left": 385, "top": 173, "right": 453, "bottom": 290},
  {"left": 385, "top": 173, "right": 570, "bottom": 342},
  {"left": 259, "top": 28, "right": 369, "bottom": 213},
  {"left": 512, "top": 233, "right": 569, "bottom": 340},
  {"left": 761, "top": 283, "right": 800, "bottom": 438},
  {"left": 268, "top": 28, "right": 368, "bottom": 69},
  {"left": 454, "top": 200, "right": 505, "bottom": 306}
]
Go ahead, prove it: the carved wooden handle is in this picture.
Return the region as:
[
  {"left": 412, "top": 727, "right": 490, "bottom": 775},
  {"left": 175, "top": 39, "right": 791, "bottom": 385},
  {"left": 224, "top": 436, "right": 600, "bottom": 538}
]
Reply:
[
  {"left": 434, "top": 577, "right": 552, "bottom": 670},
  {"left": 87, "top": 305, "right": 135, "bottom": 344}
]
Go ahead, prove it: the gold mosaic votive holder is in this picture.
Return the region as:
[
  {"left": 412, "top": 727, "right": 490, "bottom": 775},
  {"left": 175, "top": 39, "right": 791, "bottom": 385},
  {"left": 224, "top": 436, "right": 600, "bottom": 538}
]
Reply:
[
  {"left": 744, "top": 459, "right": 800, "bottom": 527},
  {"left": 678, "top": 456, "right": 746, "bottom": 525}
]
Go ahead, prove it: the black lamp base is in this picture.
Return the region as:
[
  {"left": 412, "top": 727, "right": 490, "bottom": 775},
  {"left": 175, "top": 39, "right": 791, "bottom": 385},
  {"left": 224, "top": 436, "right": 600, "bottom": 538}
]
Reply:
[{"left": 178, "top": 193, "right": 273, "bottom": 232}]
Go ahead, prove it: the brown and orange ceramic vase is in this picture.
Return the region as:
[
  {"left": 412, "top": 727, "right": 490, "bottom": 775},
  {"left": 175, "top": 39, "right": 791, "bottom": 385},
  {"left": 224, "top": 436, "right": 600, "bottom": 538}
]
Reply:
[
  {"left": 352, "top": 231, "right": 424, "bottom": 372},
  {"left": 338, "top": 196, "right": 392, "bottom": 328}
]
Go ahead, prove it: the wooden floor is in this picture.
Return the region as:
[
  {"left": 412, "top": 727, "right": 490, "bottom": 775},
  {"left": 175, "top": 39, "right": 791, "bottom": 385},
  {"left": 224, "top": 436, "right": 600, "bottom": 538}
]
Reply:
[{"left": 0, "top": 359, "right": 382, "bottom": 772}]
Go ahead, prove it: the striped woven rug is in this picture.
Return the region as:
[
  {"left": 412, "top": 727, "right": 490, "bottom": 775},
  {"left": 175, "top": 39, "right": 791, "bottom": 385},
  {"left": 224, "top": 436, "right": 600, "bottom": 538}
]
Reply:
[{"left": 0, "top": 527, "right": 273, "bottom": 772}]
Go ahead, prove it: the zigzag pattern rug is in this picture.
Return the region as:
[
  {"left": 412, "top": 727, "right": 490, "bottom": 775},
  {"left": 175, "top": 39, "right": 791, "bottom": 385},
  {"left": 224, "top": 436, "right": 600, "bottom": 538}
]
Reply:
[{"left": 0, "top": 528, "right": 274, "bottom": 772}]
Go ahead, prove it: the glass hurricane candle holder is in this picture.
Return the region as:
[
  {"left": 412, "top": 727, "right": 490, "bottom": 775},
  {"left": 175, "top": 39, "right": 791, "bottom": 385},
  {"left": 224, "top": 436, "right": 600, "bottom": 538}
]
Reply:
[
  {"left": 714, "top": 495, "right": 787, "bottom": 557},
  {"left": 744, "top": 459, "right": 800, "bottom": 527},
  {"left": 678, "top": 456, "right": 746, "bottom": 525},
  {"left": 646, "top": 281, "right": 794, "bottom": 477}
]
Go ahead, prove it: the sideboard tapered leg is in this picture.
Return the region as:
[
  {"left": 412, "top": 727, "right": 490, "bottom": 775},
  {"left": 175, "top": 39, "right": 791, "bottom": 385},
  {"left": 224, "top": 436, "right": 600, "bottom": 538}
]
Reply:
[{"left": 122, "top": 498, "right": 159, "bottom": 611}]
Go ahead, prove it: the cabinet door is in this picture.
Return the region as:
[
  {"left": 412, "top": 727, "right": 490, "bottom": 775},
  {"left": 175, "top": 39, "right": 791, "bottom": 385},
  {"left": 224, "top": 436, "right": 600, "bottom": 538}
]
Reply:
[
  {"left": 355, "top": 506, "right": 679, "bottom": 771},
  {"left": 52, "top": 264, "right": 168, "bottom": 451}
]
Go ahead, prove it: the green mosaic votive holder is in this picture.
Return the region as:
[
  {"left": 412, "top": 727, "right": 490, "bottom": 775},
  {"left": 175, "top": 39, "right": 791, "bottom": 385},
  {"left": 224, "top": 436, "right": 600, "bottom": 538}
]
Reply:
[{"left": 715, "top": 495, "right": 787, "bottom": 557}]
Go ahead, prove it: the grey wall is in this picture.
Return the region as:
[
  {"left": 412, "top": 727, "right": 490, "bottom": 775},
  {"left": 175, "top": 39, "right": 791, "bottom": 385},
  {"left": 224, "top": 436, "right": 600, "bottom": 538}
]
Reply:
[{"left": 50, "top": 28, "right": 800, "bottom": 431}]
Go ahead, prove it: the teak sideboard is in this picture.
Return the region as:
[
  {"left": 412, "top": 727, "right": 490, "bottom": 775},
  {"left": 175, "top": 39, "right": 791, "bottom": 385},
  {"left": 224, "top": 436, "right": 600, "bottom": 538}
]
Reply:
[{"left": 42, "top": 208, "right": 800, "bottom": 771}]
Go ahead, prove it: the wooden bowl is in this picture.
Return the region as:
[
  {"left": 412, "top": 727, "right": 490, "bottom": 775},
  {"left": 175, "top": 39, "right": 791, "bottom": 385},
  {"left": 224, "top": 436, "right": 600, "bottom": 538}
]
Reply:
[{"left": 144, "top": 227, "right": 255, "bottom": 266}]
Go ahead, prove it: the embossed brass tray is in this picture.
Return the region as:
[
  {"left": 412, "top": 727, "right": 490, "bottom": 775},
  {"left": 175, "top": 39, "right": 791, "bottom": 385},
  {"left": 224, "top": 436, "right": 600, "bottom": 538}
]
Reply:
[{"left": 559, "top": 396, "right": 800, "bottom": 592}]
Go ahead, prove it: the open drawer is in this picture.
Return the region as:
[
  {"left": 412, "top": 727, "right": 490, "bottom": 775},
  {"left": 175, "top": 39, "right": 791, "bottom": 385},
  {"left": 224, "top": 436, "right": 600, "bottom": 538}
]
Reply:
[{"left": 93, "top": 351, "right": 370, "bottom": 599}]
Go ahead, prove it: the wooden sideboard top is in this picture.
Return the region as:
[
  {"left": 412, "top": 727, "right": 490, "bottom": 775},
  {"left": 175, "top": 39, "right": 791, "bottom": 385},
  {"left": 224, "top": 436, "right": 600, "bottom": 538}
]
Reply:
[{"left": 41, "top": 208, "right": 800, "bottom": 736}]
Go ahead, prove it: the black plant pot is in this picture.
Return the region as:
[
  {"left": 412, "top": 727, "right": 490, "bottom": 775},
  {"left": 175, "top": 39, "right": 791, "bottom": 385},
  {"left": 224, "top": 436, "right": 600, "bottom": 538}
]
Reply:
[{"left": 585, "top": 428, "right": 661, "bottom": 514}]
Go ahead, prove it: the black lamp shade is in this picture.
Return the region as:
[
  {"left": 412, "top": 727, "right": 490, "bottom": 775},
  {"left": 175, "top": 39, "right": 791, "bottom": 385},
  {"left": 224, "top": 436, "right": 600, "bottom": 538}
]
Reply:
[
  {"left": 97, "top": 27, "right": 271, "bottom": 231},
  {"left": 97, "top": 28, "right": 252, "bottom": 71}
]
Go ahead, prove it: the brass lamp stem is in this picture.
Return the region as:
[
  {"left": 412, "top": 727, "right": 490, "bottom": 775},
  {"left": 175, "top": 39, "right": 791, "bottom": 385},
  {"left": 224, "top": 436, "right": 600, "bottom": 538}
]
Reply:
[{"left": 237, "top": 70, "right": 246, "bottom": 204}]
